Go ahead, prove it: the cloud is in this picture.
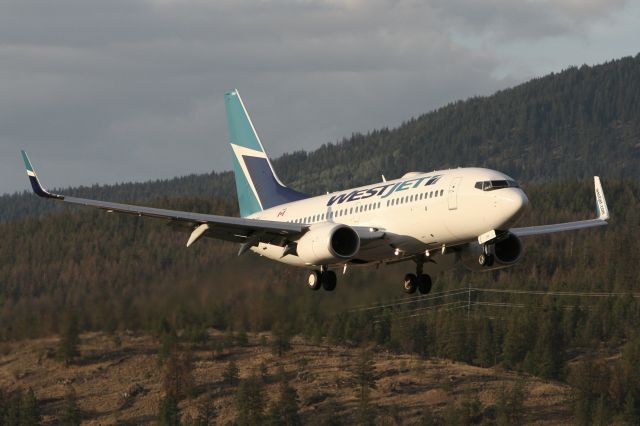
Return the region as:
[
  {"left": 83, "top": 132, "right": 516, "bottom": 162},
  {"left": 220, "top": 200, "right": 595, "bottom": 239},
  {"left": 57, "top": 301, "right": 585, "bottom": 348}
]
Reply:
[{"left": 0, "top": 0, "right": 636, "bottom": 194}]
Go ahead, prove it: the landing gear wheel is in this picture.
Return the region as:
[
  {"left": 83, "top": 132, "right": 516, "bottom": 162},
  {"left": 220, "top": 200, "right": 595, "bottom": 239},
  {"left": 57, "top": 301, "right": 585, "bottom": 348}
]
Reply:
[
  {"left": 403, "top": 273, "right": 417, "bottom": 294},
  {"left": 307, "top": 270, "right": 322, "bottom": 291},
  {"left": 417, "top": 274, "right": 432, "bottom": 294},
  {"left": 322, "top": 271, "right": 337, "bottom": 291},
  {"left": 479, "top": 253, "right": 495, "bottom": 267}
]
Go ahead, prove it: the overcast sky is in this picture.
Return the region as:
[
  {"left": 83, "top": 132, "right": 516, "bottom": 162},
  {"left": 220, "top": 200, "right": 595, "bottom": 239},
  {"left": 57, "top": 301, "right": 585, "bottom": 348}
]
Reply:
[{"left": 1, "top": 0, "right": 638, "bottom": 195}]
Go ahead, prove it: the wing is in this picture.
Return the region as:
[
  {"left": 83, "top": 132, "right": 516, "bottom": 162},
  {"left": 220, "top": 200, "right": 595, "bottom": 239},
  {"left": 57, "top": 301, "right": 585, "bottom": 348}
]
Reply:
[
  {"left": 21, "top": 151, "right": 305, "bottom": 251},
  {"left": 510, "top": 176, "right": 609, "bottom": 237}
]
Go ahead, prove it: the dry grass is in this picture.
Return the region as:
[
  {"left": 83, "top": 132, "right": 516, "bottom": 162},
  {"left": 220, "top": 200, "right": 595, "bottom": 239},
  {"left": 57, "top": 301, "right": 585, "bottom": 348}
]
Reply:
[{"left": 0, "top": 331, "right": 572, "bottom": 425}]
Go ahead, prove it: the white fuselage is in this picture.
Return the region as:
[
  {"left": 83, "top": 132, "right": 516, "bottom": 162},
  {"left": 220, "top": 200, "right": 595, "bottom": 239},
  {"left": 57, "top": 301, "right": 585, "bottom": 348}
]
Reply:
[{"left": 249, "top": 167, "right": 529, "bottom": 268}]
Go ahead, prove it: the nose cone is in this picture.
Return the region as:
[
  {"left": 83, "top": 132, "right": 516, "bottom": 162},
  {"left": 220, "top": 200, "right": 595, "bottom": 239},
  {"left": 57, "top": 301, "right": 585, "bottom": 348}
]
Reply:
[{"left": 499, "top": 189, "right": 529, "bottom": 226}]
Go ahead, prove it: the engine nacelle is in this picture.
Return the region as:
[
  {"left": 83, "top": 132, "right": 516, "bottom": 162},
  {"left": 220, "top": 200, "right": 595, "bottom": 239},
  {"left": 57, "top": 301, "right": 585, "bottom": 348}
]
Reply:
[
  {"left": 461, "top": 232, "right": 524, "bottom": 272},
  {"left": 296, "top": 223, "right": 360, "bottom": 265}
]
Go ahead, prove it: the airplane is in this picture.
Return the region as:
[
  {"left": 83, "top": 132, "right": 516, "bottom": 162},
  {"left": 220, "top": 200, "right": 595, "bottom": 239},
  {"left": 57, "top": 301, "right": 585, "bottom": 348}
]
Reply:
[{"left": 20, "top": 89, "right": 610, "bottom": 294}]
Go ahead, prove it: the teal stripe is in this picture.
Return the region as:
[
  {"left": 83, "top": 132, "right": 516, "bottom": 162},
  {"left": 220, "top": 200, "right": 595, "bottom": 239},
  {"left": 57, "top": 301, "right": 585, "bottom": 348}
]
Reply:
[
  {"left": 224, "top": 91, "right": 263, "bottom": 152},
  {"left": 21, "top": 150, "right": 34, "bottom": 173}
]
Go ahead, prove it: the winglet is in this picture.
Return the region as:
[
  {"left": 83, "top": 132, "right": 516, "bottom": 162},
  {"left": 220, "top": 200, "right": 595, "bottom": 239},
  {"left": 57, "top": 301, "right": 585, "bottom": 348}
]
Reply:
[
  {"left": 20, "top": 150, "right": 63, "bottom": 199},
  {"left": 594, "top": 176, "right": 609, "bottom": 221}
]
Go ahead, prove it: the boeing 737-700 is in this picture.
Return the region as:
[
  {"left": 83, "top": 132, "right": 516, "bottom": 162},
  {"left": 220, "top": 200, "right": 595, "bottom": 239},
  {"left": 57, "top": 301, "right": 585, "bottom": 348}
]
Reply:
[{"left": 21, "top": 90, "right": 610, "bottom": 294}]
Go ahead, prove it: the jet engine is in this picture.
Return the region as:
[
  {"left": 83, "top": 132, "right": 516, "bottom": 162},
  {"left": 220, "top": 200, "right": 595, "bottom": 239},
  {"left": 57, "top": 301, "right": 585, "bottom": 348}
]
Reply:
[
  {"left": 296, "top": 223, "right": 360, "bottom": 265},
  {"left": 460, "top": 232, "right": 524, "bottom": 271}
]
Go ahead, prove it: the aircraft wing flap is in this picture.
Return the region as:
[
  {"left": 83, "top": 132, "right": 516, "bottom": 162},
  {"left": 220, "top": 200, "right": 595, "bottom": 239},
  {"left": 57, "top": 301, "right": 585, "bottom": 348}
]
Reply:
[{"left": 21, "top": 150, "right": 305, "bottom": 245}]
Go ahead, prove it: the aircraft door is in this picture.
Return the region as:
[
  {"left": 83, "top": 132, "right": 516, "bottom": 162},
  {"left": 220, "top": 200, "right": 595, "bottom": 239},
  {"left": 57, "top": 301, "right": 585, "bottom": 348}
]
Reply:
[{"left": 448, "top": 177, "right": 462, "bottom": 210}]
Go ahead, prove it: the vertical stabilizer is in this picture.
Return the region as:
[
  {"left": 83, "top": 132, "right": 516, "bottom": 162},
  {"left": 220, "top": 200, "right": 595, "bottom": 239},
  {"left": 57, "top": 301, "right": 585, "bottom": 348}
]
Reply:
[{"left": 224, "top": 90, "right": 308, "bottom": 217}]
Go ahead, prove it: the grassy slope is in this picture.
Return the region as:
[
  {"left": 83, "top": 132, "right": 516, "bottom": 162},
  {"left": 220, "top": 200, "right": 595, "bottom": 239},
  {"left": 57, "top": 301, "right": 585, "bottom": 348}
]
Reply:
[{"left": 0, "top": 331, "right": 571, "bottom": 425}]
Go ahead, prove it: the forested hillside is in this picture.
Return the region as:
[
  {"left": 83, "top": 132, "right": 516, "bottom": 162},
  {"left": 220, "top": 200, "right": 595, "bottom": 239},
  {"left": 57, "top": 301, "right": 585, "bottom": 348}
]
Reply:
[
  {"left": 2, "top": 54, "right": 640, "bottom": 424},
  {"left": 1, "top": 54, "right": 639, "bottom": 222}
]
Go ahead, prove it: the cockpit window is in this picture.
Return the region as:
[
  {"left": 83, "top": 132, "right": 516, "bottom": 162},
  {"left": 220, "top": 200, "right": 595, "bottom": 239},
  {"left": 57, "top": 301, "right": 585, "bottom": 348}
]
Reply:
[{"left": 474, "top": 179, "right": 519, "bottom": 191}]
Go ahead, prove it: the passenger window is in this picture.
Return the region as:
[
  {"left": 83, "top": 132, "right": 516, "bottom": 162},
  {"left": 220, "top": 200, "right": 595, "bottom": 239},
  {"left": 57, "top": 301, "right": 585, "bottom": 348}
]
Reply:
[{"left": 440, "top": 189, "right": 444, "bottom": 196}]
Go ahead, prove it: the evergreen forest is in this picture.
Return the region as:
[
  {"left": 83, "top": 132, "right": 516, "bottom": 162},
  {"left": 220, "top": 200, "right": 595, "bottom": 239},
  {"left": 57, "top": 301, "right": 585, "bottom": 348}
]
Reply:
[{"left": 1, "top": 54, "right": 640, "bottom": 424}]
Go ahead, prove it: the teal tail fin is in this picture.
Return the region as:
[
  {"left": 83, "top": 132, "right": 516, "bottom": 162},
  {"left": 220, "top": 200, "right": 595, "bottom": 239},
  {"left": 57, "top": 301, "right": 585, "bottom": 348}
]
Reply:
[{"left": 224, "top": 90, "right": 308, "bottom": 217}]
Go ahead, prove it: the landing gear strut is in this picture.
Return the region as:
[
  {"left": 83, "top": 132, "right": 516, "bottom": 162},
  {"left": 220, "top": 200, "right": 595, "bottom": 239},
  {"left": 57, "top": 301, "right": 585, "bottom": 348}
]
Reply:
[
  {"left": 403, "top": 256, "right": 432, "bottom": 294},
  {"left": 478, "top": 244, "right": 495, "bottom": 267},
  {"left": 307, "top": 268, "right": 337, "bottom": 292}
]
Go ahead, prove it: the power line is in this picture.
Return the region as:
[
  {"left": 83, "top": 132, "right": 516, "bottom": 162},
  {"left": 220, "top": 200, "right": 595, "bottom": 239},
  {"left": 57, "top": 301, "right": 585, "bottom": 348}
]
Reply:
[
  {"left": 353, "top": 285, "right": 640, "bottom": 323},
  {"left": 350, "top": 288, "right": 469, "bottom": 312},
  {"left": 469, "top": 287, "right": 640, "bottom": 298}
]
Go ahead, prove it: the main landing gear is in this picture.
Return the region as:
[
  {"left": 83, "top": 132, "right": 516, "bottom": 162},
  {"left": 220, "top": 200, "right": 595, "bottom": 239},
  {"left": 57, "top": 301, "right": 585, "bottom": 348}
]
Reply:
[
  {"left": 478, "top": 244, "right": 495, "bottom": 267},
  {"left": 402, "top": 257, "right": 432, "bottom": 294},
  {"left": 307, "top": 268, "right": 337, "bottom": 292}
]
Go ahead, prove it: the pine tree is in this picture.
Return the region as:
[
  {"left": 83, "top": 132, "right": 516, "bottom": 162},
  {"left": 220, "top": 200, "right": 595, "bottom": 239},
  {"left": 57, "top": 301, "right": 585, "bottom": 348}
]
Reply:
[
  {"left": 20, "top": 387, "right": 41, "bottom": 426},
  {"left": 271, "top": 322, "right": 292, "bottom": 357},
  {"left": 475, "top": 318, "right": 495, "bottom": 367},
  {"left": 4, "top": 389, "right": 22, "bottom": 426},
  {"left": 57, "top": 312, "right": 80, "bottom": 364},
  {"left": 265, "top": 380, "right": 301, "bottom": 426},
  {"left": 60, "top": 387, "right": 81, "bottom": 426},
  {"left": 0, "top": 388, "right": 6, "bottom": 425},
  {"left": 223, "top": 360, "right": 240, "bottom": 385},
  {"left": 259, "top": 361, "right": 269, "bottom": 382},
  {"left": 236, "top": 329, "right": 249, "bottom": 346},
  {"left": 419, "top": 406, "right": 439, "bottom": 426},
  {"left": 350, "top": 347, "right": 377, "bottom": 426},
  {"left": 158, "top": 393, "right": 181, "bottom": 426},
  {"left": 531, "top": 307, "right": 564, "bottom": 379},
  {"left": 194, "top": 395, "right": 217, "bottom": 426},
  {"left": 496, "top": 380, "right": 525, "bottom": 426},
  {"left": 235, "top": 374, "right": 266, "bottom": 426},
  {"left": 622, "top": 391, "right": 639, "bottom": 425},
  {"left": 163, "top": 350, "right": 195, "bottom": 401},
  {"left": 158, "top": 318, "right": 179, "bottom": 363}
]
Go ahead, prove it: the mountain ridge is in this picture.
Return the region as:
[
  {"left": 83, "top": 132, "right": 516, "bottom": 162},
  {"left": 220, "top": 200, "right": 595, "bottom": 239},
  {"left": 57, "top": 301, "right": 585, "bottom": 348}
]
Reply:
[{"left": 1, "top": 53, "right": 638, "bottom": 223}]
